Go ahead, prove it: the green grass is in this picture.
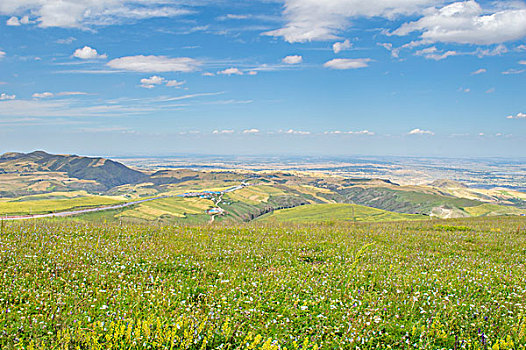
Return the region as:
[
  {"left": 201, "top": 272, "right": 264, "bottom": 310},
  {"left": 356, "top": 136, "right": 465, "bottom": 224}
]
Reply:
[
  {"left": 67, "top": 196, "right": 215, "bottom": 224},
  {"left": 258, "top": 203, "right": 428, "bottom": 223},
  {"left": 1, "top": 217, "right": 526, "bottom": 349},
  {"left": 115, "top": 196, "right": 213, "bottom": 222},
  {"left": 0, "top": 195, "right": 123, "bottom": 216},
  {"left": 463, "top": 203, "right": 526, "bottom": 217},
  {"left": 340, "top": 187, "right": 482, "bottom": 216}
]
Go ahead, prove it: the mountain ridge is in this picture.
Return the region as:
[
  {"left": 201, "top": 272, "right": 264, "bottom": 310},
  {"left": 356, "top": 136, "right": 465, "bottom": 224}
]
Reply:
[{"left": 0, "top": 150, "right": 148, "bottom": 189}]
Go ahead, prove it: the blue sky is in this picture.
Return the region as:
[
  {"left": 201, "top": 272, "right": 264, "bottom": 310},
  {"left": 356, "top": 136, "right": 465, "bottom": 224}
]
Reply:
[{"left": 0, "top": 0, "right": 525, "bottom": 157}]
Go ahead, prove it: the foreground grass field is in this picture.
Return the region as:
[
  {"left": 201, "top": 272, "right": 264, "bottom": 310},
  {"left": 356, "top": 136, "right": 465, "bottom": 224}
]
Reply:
[{"left": 1, "top": 217, "right": 526, "bottom": 349}]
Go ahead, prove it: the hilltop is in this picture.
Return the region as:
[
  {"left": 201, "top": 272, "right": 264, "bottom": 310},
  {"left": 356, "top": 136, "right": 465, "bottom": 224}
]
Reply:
[
  {"left": 0, "top": 151, "right": 148, "bottom": 196},
  {"left": 429, "top": 179, "right": 468, "bottom": 188}
]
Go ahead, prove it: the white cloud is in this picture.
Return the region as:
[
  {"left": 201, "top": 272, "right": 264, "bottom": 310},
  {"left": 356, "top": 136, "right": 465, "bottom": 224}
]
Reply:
[
  {"left": 207, "top": 99, "right": 253, "bottom": 105},
  {"left": 408, "top": 128, "right": 435, "bottom": 135},
  {"left": 0, "top": 93, "right": 222, "bottom": 119},
  {"left": 30, "top": 91, "right": 88, "bottom": 98},
  {"left": 32, "top": 92, "right": 54, "bottom": 98},
  {"left": 415, "top": 46, "right": 459, "bottom": 60},
  {"left": 502, "top": 68, "right": 525, "bottom": 75},
  {"left": 378, "top": 42, "right": 401, "bottom": 58},
  {"left": 0, "top": 93, "right": 16, "bottom": 100},
  {"left": 217, "top": 67, "right": 244, "bottom": 75},
  {"left": 0, "top": 99, "right": 93, "bottom": 117},
  {"left": 153, "top": 92, "right": 224, "bottom": 102},
  {"left": 225, "top": 14, "right": 250, "bottom": 20},
  {"left": 0, "top": 1, "right": 191, "bottom": 28},
  {"left": 520, "top": 60, "right": 526, "bottom": 65},
  {"left": 76, "top": 126, "right": 136, "bottom": 134},
  {"left": 243, "top": 128, "right": 260, "bottom": 134},
  {"left": 212, "top": 129, "right": 235, "bottom": 134},
  {"left": 6, "top": 16, "right": 20, "bottom": 26},
  {"left": 393, "top": 1, "right": 526, "bottom": 45},
  {"left": 506, "top": 112, "right": 526, "bottom": 119},
  {"left": 415, "top": 46, "right": 438, "bottom": 55},
  {"left": 107, "top": 55, "right": 201, "bottom": 73},
  {"left": 202, "top": 72, "right": 215, "bottom": 77},
  {"left": 140, "top": 75, "right": 185, "bottom": 88},
  {"left": 140, "top": 75, "right": 165, "bottom": 89},
  {"left": 282, "top": 129, "right": 311, "bottom": 135},
  {"left": 282, "top": 55, "right": 303, "bottom": 64},
  {"left": 475, "top": 44, "right": 508, "bottom": 57},
  {"left": 6, "top": 16, "right": 29, "bottom": 26},
  {"left": 0, "top": 51, "right": 5, "bottom": 59},
  {"left": 324, "top": 58, "right": 371, "bottom": 69},
  {"left": 247, "top": 63, "right": 292, "bottom": 73},
  {"left": 333, "top": 39, "right": 352, "bottom": 53},
  {"left": 165, "top": 80, "right": 185, "bottom": 87},
  {"left": 471, "top": 68, "right": 486, "bottom": 75},
  {"left": 178, "top": 130, "right": 200, "bottom": 135},
  {"left": 486, "top": 88, "right": 495, "bottom": 93},
  {"left": 57, "top": 91, "right": 89, "bottom": 96},
  {"left": 425, "top": 50, "right": 458, "bottom": 61},
  {"left": 325, "top": 130, "right": 375, "bottom": 135},
  {"left": 350, "top": 130, "right": 375, "bottom": 135},
  {"left": 263, "top": 0, "right": 435, "bottom": 43},
  {"left": 56, "top": 37, "right": 76, "bottom": 44},
  {"left": 73, "top": 46, "right": 107, "bottom": 59}
]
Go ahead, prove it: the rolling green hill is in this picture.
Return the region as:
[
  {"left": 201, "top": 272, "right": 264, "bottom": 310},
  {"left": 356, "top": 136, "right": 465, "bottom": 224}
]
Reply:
[
  {"left": 463, "top": 203, "right": 526, "bottom": 217},
  {"left": 338, "top": 186, "right": 480, "bottom": 217},
  {"left": 258, "top": 203, "right": 428, "bottom": 223}
]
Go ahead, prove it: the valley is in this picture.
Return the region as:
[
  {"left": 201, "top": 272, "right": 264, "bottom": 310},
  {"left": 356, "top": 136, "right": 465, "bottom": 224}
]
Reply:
[{"left": 1, "top": 151, "right": 525, "bottom": 224}]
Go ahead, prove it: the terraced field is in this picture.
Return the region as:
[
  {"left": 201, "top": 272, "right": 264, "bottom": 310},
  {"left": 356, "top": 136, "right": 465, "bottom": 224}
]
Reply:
[{"left": 115, "top": 196, "right": 214, "bottom": 224}]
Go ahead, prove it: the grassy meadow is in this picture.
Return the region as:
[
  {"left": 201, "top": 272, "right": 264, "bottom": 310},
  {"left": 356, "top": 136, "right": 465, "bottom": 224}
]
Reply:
[
  {"left": 258, "top": 204, "right": 428, "bottom": 223},
  {"left": 1, "top": 217, "right": 526, "bottom": 349},
  {"left": 0, "top": 192, "right": 125, "bottom": 216}
]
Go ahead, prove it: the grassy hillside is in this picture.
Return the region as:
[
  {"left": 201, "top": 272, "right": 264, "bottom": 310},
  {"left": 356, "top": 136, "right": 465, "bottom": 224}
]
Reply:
[
  {"left": 115, "top": 196, "right": 214, "bottom": 224},
  {"left": 2, "top": 217, "right": 526, "bottom": 349},
  {"left": 463, "top": 203, "right": 526, "bottom": 216},
  {"left": 0, "top": 191, "right": 124, "bottom": 216},
  {"left": 258, "top": 203, "right": 428, "bottom": 223},
  {"left": 339, "top": 186, "right": 481, "bottom": 216}
]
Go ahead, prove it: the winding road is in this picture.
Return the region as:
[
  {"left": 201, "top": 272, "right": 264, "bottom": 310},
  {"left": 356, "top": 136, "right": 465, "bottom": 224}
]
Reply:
[{"left": 1, "top": 182, "right": 252, "bottom": 222}]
